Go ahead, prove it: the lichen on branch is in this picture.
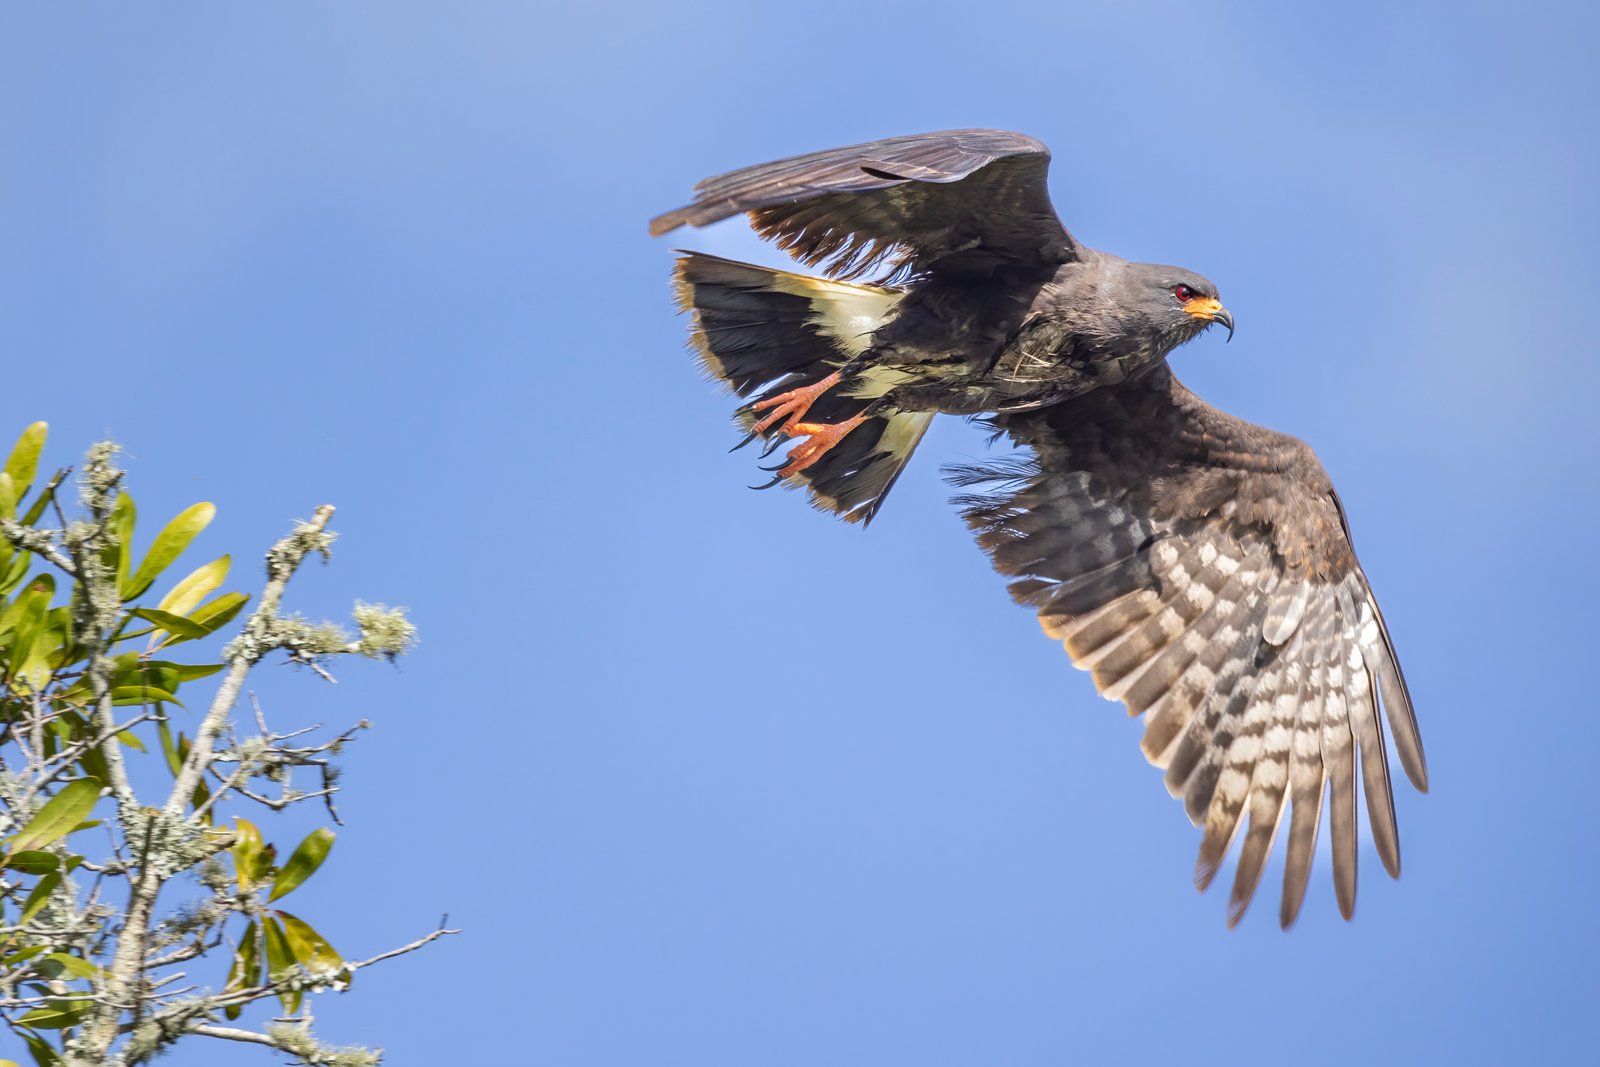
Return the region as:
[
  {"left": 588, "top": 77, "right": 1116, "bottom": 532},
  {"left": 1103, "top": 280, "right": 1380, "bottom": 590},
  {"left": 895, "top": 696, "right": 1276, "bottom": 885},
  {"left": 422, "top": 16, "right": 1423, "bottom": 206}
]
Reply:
[{"left": 0, "top": 425, "right": 446, "bottom": 1067}]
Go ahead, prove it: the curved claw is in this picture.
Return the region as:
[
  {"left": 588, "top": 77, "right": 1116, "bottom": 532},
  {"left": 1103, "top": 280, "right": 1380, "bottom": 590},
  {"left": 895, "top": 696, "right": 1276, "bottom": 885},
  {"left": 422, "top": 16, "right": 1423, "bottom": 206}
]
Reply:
[
  {"left": 758, "top": 434, "right": 788, "bottom": 459},
  {"left": 750, "top": 474, "right": 785, "bottom": 490},
  {"left": 729, "top": 429, "right": 760, "bottom": 453},
  {"left": 770, "top": 413, "right": 869, "bottom": 481}
]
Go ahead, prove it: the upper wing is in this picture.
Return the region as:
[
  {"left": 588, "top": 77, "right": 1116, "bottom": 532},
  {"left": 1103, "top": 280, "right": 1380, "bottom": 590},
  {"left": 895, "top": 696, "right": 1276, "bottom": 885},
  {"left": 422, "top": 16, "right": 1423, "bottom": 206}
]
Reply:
[
  {"left": 649, "top": 129, "right": 1078, "bottom": 279},
  {"left": 952, "top": 366, "right": 1426, "bottom": 928}
]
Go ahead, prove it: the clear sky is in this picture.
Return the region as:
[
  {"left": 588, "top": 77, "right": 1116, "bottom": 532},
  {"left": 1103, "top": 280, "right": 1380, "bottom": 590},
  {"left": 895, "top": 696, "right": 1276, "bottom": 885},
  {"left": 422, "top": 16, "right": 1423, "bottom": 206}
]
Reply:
[{"left": 2, "top": 2, "right": 1597, "bottom": 1064}]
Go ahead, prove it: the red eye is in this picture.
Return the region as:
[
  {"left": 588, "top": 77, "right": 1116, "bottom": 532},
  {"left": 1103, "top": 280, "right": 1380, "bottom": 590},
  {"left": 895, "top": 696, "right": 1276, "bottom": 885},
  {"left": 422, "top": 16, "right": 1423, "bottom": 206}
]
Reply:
[{"left": 1174, "top": 285, "right": 1196, "bottom": 302}]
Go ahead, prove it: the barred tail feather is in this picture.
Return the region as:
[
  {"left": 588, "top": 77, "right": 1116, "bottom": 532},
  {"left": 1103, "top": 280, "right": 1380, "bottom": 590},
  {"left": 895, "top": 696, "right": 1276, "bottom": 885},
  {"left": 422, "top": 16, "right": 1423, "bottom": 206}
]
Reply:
[{"left": 673, "top": 252, "right": 930, "bottom": 524}]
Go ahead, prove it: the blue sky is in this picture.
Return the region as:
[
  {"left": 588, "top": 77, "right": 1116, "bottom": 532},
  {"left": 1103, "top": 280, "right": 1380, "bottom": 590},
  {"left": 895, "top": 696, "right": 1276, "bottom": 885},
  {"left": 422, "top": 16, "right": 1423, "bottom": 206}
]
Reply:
[{"left": 2, "top": 2, "right": 1597, "bottom": 1064}]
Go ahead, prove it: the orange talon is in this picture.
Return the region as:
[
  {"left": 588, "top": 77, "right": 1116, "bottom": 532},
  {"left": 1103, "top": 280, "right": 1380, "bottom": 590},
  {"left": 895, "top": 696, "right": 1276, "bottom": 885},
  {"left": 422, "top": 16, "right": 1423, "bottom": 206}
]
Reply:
[
  {"left": 751, "top": 370, "right": 843, "bottom": 434},
  {"left": 775, "top": 412, "right": 870, "bottom": 479}
]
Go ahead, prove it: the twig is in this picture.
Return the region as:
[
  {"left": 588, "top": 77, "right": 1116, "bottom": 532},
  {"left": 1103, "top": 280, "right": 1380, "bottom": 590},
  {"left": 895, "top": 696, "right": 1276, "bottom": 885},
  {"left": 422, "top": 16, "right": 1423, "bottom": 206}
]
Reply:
[
  {"left": 24, "top": 711, "right": 159, "bottom": 803},
  {"left": 166, "top": 506, "right": 335, "bottom": 815},
  {"left": 288, "top": 653, "right": 339, "bottom": 685},
  {"left": 198, "top": 922, "right": 460, "bottom": 1014},
  {"left": 78, "top": 507, "right": 338, "bottom": 1063},
  {"left": 346, "top": 923, "right": 460, "bottom": 972},
  {"left": 186, "top": 1023, "right": 278, "bottom": 1048},
  {"left": 0, "top": 517, "right": 77, "bottom": 576}
]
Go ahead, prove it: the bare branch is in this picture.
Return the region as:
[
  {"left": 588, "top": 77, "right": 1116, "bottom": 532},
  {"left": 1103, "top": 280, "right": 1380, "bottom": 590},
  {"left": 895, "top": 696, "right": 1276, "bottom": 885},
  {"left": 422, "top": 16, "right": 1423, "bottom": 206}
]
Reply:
[
  {"left": 0, "top": 516, "right": 77, "bottom": 575},
  {"left": 185, "top": 1021, "right": 381, "bottom": 1067},
  {"left": 167, "top": 505, "right": 337, "bottom": 815},
  {"left": 347, "top": 923, "right": 461, "bottom": 973},
  {"left": 193, "top": 923, "right": 461, "bottom": 1017},
  {"left": 186, "top": 1023, "right": 279, "bottom": 1047},
  {"left": 230, "top": 784, "right": 339, "bottom": 811}
]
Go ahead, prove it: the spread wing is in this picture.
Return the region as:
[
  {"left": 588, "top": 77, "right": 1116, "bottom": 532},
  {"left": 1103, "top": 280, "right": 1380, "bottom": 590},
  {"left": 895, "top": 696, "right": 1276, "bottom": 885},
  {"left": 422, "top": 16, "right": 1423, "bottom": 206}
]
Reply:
[
  {"left": 951, "top": 366, "right": 1427, "bottom": 928},
  {"left": 649, "top": 129, "right": 1077, "bottom": 279}
]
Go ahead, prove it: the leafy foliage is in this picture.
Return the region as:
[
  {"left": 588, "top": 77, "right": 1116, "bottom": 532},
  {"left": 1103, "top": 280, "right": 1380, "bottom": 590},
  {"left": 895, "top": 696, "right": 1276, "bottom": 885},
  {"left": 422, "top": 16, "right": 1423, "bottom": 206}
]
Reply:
[{"left": 0, "top": 425, "right": 437, "bottom": 1066}]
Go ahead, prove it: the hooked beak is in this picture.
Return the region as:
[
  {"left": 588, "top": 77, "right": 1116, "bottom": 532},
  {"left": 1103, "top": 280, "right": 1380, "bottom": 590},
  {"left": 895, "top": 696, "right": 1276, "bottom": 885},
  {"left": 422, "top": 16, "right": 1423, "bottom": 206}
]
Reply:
[
  {"left": 1183, "top": 297, "right": 1234, "bottom": 343},
  {"left": 1212, "top": 306, "right": 1234, "bottom": 343}
]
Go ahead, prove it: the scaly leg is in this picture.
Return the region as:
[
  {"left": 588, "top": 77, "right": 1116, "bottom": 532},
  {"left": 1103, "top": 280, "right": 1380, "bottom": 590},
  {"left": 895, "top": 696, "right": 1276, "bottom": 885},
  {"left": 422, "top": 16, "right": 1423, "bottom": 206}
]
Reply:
[
  {"left": 750, "top": 371, "right": 843, "bottom": 434},
  {"left": 773, "top": 412, "right": 870, "bottom": 479}
]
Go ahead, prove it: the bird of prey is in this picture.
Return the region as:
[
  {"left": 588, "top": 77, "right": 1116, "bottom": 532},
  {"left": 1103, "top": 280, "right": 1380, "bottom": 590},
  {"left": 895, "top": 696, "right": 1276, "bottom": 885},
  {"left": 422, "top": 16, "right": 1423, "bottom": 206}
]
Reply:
[{"left": 650, "top": 129, "right": 1425, "bottom": 928}]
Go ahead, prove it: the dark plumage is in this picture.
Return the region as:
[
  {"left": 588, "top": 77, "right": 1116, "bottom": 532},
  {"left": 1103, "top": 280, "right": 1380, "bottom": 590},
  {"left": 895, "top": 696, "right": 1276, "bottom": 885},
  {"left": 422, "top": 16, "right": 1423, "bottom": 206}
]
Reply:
[{"left": 652, "top": 129, "right": 1424, "bottom": 928}]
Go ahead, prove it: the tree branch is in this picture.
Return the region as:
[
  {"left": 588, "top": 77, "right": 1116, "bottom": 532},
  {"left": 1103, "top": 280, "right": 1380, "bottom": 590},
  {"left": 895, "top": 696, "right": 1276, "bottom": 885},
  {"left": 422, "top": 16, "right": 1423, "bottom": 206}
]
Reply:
[
  {"left": 76, "top": 506, "right": 338, "bottom": 1065},
  {"left": 0, "top": 516, "right": 77, "bottom": 576},
  {"left": 185, "top": 1022, "right": 278, "bottom": 1047},
  {"left": 0, "top": 435, "right": 428, "bottom": 1064},
  {"left": 166, "top": 505, "right": 335, "bottom": 816},
  {"left": 185, "top": 1021, "right": 380, "bottom": 1067}
]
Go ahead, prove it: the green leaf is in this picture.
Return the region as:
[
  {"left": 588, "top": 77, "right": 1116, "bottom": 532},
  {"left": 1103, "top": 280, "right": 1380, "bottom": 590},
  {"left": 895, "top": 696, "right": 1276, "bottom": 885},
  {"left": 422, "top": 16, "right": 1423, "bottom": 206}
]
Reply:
[
  {"left": 71, "top": 658, "right": 179, "bottom": 693},
  {"left": 0, "top": 472, "right": 16, "bottom": 521},
  {"left": 77, "top": 744, "right": 109, "bottom": 788},
  {"left": 109, "top": 662, "right": 179, "bottom": 693},
  {"left": 153, "top": 591, "right": 249, "bottom": 647},
  {"left": 99, "top": 659, "right": 219, "bottom": 689},
  {"left": 276, "top": 910, "right": 343, "bottom": 969},
  {"left": 120, "top": 501, "right": 214, "bottom": 601},
  {"left": 232, "top": 818, "right": 263, "bottom": 891},
  {"left": 158, "top": 720, "right": 181, "bottom": 776},
  {"left": 18, "top": 873, "right": 61, "bottom": 926},
  {"left": 101, "top": 492, "right": 136, "bottom": 589},
  {"left": 5, "top": 577, "right": 54, "bottom": 685},
  {"left": 254, "top": 843, "right": 276, "bottom": 884},
  {"left": 19, "top": 471, "right": 63, "bottom": 528},
  {"left": 223, "top": 919, "right": 261, "bottom": 1020},
  {"left": 4, "top": 852, "right": 59, "bottom": 875},
  {"left": 263, "top": 916, "right": 295, "bottom": 978},
  {"left": 156, "top": 555, "right": 230, "bottom": 618},
  {"left": 35, "top": 953, "right": 97, "bottom": 980},
  {"left": 107, "top": 685, "right": 182, "bottom": 707},
  {"left": 169, "top": 661, "right": 224, "bottom": 681},
  {"left": 192, "top": 778, "right": 212, "bottom": 825},
  {"left": 9, "top": 777, "right": 102, "bottom": 853},
  {"left": 17, "top": 1000, "right": 91, "bottom": 1029},
  {"left": 0, "top": 549, "right": 30, "bottom": 595},
  {"left": 267, "top": 828, "right": 334, "bottom": 902},
  {"left": 21, "top": 1032, "right": 60, "bottom": 1067},
  {"left": 3, "top": 422, "right": 47, "bottom": 502},
  {"left": 128, "top": 608, "right": 208, "bottom": 641},
  {"left": 0, "top": 573, "right": 48, "bottom": 632},
  {"left": 13, "top": 614, "right": 65, "bottom": 692},
  {"left": 263, "top": 916, "right": 302, "bottom": 1014}
]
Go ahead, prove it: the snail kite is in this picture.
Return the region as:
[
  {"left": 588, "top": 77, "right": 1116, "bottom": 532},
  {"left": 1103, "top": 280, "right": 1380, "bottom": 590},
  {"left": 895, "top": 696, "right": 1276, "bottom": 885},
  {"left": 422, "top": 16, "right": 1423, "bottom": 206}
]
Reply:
[{"left": 650, "top": 129, "right": 1425, "bottom": 928}]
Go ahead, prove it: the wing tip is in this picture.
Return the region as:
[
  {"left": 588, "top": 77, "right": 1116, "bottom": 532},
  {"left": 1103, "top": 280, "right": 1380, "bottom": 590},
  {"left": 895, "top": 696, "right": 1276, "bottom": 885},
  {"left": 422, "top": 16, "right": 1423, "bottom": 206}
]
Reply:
[
  {"left": 1401, "top": 746, "right": 1430, "bottom": 793},
  {"left": 649, "top": 209, "right": 688, "bottom": 237},
  {"left": 1192, "top": 851, "right": 1222, "bottom": 893}
]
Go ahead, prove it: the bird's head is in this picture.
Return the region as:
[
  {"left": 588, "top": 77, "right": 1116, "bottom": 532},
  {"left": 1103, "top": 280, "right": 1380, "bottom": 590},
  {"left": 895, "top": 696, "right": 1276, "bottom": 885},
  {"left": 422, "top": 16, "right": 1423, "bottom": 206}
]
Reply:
[{"left": 1123, "top": 264, "right": 1233, "bottom": 351}]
